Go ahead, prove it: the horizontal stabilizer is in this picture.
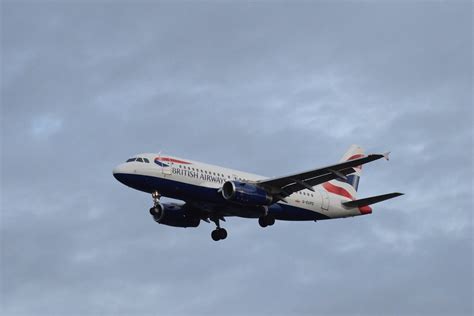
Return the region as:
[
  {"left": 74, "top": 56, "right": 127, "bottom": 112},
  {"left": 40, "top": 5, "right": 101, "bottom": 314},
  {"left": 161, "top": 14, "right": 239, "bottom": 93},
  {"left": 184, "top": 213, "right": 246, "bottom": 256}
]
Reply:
[{"left": 342, "top": 192, "right": 404, "bottom": 208}]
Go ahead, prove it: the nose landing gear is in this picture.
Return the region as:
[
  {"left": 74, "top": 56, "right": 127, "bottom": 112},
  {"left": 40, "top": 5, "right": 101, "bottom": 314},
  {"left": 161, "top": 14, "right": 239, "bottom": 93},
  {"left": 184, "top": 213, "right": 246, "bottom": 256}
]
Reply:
[
  {"left": 149, "top": 191, "right": 162, "bottom": 218},
  {"left": 151, "top": 191, "right": 161, "bottom": 206},
  {"left": 151, "top": 192, "right": 229, "bottom": 241}
]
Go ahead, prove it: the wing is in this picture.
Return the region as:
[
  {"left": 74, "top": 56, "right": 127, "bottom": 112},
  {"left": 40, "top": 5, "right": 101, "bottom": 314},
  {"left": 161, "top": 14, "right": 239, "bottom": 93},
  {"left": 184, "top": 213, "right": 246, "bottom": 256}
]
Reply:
[{"left": 257, "top": 153, "right": 388, "bottom": 200}]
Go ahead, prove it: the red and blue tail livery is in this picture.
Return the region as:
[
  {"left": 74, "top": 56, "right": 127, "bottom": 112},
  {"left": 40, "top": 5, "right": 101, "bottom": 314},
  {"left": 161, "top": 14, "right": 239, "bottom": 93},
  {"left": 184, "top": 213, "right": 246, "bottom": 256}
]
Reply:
[{"left": 113, "top": 145, "right": 403, "bottom": 241}]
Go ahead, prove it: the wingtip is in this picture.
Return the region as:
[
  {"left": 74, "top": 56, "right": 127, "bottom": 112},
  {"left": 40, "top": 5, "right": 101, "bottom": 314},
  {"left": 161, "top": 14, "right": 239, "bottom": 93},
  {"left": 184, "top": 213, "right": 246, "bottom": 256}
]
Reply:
[
  {"left": 391, "top": 192, "right": 405, "bottom": 198},
  {"left": 383, "top": 152, "right": 391, "bottom": 161}
]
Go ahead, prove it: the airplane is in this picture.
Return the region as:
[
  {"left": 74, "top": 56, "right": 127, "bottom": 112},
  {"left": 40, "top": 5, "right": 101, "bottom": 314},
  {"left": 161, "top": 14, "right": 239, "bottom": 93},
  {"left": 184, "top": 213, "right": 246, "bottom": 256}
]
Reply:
[{"left": 113, "top": 145, "right": 403, "bottom": 241}]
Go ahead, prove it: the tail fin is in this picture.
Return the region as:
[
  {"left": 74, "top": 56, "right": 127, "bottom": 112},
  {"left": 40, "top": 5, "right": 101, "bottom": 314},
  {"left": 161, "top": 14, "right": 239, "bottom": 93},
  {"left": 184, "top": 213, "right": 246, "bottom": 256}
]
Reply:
[{"left": 323, "top": 145, "right": 364, "bottom": 200}]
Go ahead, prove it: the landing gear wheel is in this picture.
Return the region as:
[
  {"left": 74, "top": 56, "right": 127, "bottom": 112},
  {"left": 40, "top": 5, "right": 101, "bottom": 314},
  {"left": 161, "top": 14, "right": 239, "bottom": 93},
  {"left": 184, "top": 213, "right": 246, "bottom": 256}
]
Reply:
[
  {"left": 266, "top": 215, "right": 275, "bottom": 226},
  {"left": 209, "top": 215, "right": 228, "bottom": 241},
  {"left": 218, "top": 228, "right": 227, "bottom": 240},
  {"left": 211, "top": 229, "right": 221, "bottom": 241},
  {"left": 211, "top": 228, "right": 228, "bottom": 241},
  {"left": 149, "top": 206, "right": 161, "bottom": 217},
  {"left": 259, "top": 215, "right": 275, "bottom": 227}
]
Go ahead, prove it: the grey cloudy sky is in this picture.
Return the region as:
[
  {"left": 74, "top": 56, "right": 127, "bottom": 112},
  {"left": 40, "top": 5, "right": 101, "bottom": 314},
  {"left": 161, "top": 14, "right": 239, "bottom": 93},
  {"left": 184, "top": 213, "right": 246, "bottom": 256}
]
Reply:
[{"left": 1, "top": 1, "right": 472, "bottom": 315}]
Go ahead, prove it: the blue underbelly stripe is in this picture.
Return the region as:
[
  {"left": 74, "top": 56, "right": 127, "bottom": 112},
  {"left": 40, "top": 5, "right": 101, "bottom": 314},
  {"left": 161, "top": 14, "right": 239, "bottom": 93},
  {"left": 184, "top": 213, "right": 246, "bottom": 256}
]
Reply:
[{"left": 114, "top": 173, "right": 330, "bottom": 221}]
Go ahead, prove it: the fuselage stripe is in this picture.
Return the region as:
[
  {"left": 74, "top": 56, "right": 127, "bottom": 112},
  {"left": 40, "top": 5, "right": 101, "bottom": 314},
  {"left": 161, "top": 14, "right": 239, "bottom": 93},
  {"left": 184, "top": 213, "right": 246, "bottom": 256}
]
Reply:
[
  {"left": 323, "top": 182, "right": 354, "bottom": 200},
  {"left": 155, "top": 157, "right": 192, "bottom": 164}
]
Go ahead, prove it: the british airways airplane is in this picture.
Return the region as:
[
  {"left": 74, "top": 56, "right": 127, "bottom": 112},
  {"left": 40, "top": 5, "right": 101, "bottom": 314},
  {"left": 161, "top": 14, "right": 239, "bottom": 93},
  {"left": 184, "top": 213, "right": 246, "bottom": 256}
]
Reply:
[{"left": 113, "top": 145, "right": 403, "bottom": 241}]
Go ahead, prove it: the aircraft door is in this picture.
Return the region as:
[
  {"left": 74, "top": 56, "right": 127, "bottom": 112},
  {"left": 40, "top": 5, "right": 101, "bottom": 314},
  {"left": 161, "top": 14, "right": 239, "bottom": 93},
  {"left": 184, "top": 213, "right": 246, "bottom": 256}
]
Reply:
[
  {"left": 319, "top": 190, "right": 330, "bottom": 211},
  {"left": 158, "top": 153, "right": 172, "bottom": 176}
]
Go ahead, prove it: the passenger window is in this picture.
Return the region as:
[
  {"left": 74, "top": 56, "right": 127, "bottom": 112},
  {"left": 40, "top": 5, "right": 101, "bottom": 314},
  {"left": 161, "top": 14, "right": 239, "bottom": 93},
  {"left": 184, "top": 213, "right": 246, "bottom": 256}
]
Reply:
[
  {"left": 136, "top": 158, "right": 143, "bottom": 162},
  {"left": 143, "top": 158, "right": 149, "bottom": 163}
]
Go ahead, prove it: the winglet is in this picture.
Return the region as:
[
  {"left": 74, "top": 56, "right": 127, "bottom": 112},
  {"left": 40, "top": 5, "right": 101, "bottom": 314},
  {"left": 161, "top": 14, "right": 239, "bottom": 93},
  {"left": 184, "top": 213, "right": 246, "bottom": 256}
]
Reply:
[{"left": 383, "top": 152, "right": 391, "bottom": 161}]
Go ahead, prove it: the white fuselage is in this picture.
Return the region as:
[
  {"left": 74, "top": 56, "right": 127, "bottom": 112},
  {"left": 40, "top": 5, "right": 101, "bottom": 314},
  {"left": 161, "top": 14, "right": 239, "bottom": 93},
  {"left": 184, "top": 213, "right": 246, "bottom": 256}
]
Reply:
[{"left": 113, "top": 153, "right": 366, "bottom": 220}]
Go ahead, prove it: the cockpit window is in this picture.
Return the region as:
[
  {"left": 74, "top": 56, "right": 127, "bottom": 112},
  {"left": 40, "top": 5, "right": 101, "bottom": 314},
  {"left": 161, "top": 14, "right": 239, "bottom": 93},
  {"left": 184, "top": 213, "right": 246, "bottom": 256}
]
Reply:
[{"left": 126, "top": 157, "right": 149, "bottom": 163}]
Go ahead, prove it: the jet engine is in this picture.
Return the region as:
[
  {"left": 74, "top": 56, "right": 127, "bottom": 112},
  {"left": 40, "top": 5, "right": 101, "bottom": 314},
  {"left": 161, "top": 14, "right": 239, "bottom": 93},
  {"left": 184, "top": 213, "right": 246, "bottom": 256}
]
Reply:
[
  {"left": 221, "top": 181, "right": 272, "bottom": 206},
  {"left": 149, "top": 203, "right": 200, "bottom": 228}
]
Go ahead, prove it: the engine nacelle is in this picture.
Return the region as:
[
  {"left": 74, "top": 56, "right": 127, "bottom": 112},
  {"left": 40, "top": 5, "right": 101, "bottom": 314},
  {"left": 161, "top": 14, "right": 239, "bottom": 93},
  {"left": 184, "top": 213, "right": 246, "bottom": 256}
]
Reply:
[
  {"left": 221, "top": 181, "right": 272, "bottom": 206},
  {"left": 150, "top": 203, "right": 200, "bottom": 228}
]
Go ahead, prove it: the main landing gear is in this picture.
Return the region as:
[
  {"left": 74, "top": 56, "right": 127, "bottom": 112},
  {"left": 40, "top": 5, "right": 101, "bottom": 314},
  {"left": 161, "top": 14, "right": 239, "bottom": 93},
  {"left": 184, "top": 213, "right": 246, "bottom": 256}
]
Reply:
[
  {"left": 210, "top": 216, "right": 227, "bottom": 241},
  {"left": 258, "top": 215, "right": 275, "bottom": 228}
]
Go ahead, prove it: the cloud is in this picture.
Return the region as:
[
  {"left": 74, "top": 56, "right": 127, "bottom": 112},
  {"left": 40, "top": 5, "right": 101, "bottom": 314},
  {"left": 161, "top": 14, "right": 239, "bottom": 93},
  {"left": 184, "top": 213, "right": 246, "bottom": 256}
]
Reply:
[
  {"left": 1, "top": 1, "right": 472, "bottom": 316},
  {"left": 30, "top": 115, "right": 63, "bottom": 138}
]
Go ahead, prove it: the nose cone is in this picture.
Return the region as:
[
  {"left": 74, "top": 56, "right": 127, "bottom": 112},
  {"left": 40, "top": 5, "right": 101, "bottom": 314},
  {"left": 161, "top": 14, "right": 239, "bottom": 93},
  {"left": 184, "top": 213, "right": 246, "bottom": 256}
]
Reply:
[
  {"left": 112, "top": 163, "right": 123, "bottom": 176},
  {"left": 113, "top": 163, "right": 128, "bottom": 184},
  {"left": 113, "top": 162, "right": 149, "bottom": 192}
]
